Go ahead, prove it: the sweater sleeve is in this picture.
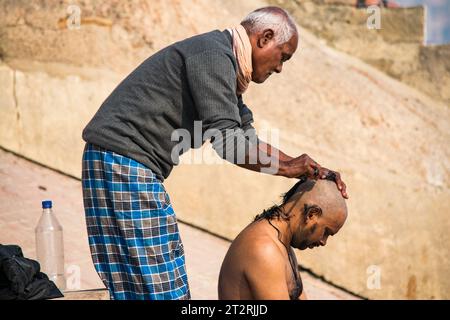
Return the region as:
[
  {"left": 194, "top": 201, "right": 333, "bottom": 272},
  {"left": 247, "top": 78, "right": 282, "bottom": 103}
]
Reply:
[
  {"left": 185, "top": 50, "right": 258, "bottom": 163},
  {"left": 238, "top": 95, "right": 256, "bottom": 131}
]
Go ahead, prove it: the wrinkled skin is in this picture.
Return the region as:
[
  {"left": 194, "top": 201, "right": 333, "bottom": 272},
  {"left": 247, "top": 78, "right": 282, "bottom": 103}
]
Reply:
[{"left": 246, "top": 28, "right": 299, "bottom": 83}]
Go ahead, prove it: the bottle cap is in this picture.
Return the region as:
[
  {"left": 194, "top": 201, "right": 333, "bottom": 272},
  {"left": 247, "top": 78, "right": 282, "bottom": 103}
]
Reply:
[{"left": 42, "top": 200, "right": 52, "bottom": 209}]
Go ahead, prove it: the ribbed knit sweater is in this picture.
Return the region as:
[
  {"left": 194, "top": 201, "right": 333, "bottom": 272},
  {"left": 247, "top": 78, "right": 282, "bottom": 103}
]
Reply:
[{"left": 82, "top": 30, "right": 256, "bottom": 180}]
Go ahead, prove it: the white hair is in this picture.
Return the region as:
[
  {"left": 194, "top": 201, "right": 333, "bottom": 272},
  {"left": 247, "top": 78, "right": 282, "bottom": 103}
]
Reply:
[{"left": 241, "top": 7, "right": 298, "bottom": 45}]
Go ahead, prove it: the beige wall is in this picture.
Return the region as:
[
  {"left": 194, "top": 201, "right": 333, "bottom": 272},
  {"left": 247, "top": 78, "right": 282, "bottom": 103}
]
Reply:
[
  {"left": 271, "top": 0, "right": 450, "bottom": 107},
  {"left": 1, "top": 0, "right": 449, "bottom": 299},
  {"left": 0, "top": 62, "right": 119, "bottom": 177}
]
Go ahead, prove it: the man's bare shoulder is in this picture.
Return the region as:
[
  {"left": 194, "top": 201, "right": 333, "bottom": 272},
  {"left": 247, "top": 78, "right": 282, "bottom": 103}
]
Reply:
[
  {"left": 235, "top": 220, "right": 285, "bottom": 267},
  {"left": 219, "top": 220, "right": 289, "bottom": 300}
]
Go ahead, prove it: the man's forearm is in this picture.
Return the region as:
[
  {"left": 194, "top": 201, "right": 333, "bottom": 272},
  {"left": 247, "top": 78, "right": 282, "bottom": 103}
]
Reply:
[
  {"left": 257, "top": 140, "right": 293, "bottom": 162},
  {"left": 233, "top": 137, "right": 349, "bottom": 198},
  {"left": 236, "top": 139, "right": 294, "bottom": 177}
]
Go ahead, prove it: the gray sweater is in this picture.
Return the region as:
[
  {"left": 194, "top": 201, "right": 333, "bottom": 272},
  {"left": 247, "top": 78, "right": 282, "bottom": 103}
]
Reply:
[{"left": 82, "top": 30, "right": 256, "bottom": 180}]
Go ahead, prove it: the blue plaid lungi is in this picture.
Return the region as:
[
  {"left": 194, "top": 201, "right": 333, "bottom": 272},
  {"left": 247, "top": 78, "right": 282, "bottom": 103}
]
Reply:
[{"left": 81, "top": 143, "right": 190, "bottom": 300}]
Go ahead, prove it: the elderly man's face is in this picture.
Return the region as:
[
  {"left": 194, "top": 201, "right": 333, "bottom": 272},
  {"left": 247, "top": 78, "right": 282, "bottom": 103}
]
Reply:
[
  {"left": 291, "top": 205, "right": 347, "bottom": 250},
  {"left": 250, "top": 30, "right": 298, "bottom": 83}
]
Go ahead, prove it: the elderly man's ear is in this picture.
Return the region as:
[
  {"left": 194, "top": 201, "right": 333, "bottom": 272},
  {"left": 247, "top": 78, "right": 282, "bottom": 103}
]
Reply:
[{"left": 258, "top": 29, "right": 275, "bottom": 48}]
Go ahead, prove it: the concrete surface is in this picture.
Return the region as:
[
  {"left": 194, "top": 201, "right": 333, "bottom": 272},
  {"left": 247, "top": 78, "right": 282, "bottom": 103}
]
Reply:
[{"left": 0, "top": 148, "right": 358, "bottom": 300}]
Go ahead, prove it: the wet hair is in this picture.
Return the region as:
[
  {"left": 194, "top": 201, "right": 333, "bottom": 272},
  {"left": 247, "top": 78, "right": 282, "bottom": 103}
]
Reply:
[
  {"left": 253, "top": 178, "right": 307, "bottom": 222},
  {"left": 253, "top": 173, "right": 340, "bottom": 222}
]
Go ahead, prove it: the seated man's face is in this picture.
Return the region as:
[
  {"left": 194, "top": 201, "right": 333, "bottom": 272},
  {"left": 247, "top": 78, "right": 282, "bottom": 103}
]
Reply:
[{"left": 292, "top": 204, "right": 347, "bottom": 250}]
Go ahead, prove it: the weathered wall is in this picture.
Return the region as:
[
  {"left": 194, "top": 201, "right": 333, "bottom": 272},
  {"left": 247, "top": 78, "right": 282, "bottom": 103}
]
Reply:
[
  {"left": 271, "top": 0, "right": 450, "bottom": 106},
  {"left": 0, "top": 62, "right": 119, "bottom": 176},
  {"left": 1, "top": 0, "right": 449, "bottom": 299}
]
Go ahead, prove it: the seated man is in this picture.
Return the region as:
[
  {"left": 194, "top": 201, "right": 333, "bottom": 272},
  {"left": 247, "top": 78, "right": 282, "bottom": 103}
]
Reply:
[{"left": 218, "top": 178, "right": 348, "bottom": 300}]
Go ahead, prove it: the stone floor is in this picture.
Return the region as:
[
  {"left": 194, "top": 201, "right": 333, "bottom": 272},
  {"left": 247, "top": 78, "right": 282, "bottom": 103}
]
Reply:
[{"left": 0, "top": 148, "right": 358, "bottom": 300}]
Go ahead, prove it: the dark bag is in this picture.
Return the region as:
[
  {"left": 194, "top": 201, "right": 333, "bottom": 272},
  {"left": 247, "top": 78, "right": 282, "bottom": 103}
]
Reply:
[{"left": 0, "top": 244, "right": 64, "bottom": 300}]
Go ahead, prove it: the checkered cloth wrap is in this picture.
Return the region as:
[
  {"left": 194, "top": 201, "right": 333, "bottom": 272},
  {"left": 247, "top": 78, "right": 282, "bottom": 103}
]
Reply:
[{"left": 81, "top": 143, "right": 190, "bottom": 300}]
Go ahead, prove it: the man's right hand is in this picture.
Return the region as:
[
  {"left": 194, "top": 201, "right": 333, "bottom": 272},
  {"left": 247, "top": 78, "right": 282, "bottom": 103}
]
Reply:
[
  {"left": 279, "top": 153, "right": 326, "bottom": 179},
  {"left": 236, "top": 140, "right": 348, "bottom": 199}
]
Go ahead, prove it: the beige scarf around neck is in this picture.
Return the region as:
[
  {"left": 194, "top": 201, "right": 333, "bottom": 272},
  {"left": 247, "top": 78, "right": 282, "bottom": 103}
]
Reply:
[{"left": 228, "top": 25, "right": 253, "bottom": 96}]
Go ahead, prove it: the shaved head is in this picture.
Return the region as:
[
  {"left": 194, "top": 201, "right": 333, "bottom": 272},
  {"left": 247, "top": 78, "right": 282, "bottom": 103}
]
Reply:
[
  {"left": 282, "top": 179, "right": 348, "bottom": 250},
  {"left": 254, "top": 178, "right": 348, "bottom": 250},
  {"left": 291, "top": 179, "right": 348, "bottom": 224}
]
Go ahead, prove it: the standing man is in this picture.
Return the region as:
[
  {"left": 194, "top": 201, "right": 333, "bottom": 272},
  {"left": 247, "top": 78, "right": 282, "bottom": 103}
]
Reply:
[{"left": 81, "top": 6, "right": 348, "bottom": 300}]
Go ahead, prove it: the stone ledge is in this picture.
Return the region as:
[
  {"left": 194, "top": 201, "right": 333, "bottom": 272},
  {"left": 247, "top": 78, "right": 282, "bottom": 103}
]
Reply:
[{"left": 56, "top": 289, "right": 110, "bottom": 300}]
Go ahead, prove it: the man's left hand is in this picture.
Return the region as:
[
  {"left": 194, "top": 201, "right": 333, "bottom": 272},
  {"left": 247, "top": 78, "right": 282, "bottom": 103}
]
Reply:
[{"left": 320, "top": 168, "right": 348, "bottom": 199}]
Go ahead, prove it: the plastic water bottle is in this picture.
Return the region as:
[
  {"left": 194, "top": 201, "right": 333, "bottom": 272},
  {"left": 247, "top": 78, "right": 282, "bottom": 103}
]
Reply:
[{"left": 35, "top": 200, "right": 66, "bottom": 291}]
